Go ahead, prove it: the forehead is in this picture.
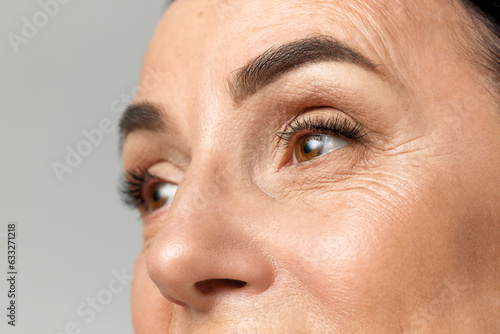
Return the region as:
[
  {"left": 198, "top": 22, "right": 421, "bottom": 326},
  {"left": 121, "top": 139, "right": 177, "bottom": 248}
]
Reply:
[{"left": 136, "top": 0, "right": 468, "bottom": 117}]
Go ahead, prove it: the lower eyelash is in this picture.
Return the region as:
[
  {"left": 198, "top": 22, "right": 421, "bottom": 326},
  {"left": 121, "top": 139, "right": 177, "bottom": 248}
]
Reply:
[
  {"left": 276, "top": 114, "right": 368, "bottom": 148},
  {"left": 120, "top": 116, "right": 367, "bottom": 207}
]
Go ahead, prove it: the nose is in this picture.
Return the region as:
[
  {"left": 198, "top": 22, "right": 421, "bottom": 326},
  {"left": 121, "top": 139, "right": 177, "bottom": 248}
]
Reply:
[{"left": 146, "top": 167, "right": 275, "bottom": 310}]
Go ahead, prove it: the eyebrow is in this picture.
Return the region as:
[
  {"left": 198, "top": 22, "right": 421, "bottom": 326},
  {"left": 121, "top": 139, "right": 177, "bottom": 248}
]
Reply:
[
  {"left": 119, "top": 35, "right": 380, "bottom": 146},
  {"left": 228, "top": 34, "right": 380, "bottom": 104},
  {"left": 119, "top": 102, "right": 165, "bottom": 148}
]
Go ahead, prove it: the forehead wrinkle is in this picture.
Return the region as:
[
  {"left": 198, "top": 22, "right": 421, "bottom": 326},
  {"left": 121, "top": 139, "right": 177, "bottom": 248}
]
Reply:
[
  {"left": 160, "top": 0, "right": 471, "bottom": 124},
  {"left": 224, "top": 0, "right": 421, "bottom": 96},
  {"left": 330, "top": 0, "right": 421, "bottom": 95},
  {"left": 331, "top": 0, "right": 470, "bottom": 104}
]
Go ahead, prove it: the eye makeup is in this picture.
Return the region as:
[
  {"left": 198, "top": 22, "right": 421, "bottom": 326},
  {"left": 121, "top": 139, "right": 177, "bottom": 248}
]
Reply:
[
  {"left": 120, "top": 167, "right": 163, "bottom": 210},
  {"left": 276, "top": 113, "right": 369, "bottom": 157},
  {"left": 278, "top": 113, "right": 367, "bottom": 142}
]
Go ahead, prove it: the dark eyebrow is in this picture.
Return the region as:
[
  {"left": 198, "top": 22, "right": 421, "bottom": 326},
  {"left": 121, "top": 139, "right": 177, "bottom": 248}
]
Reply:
[
  {"left": 119, "top": 35, "right": 379, "bottom": 148},
  {"left": 119, "top": 102, "right": 165, "bottom": 149},
  {"left": 228, "top": 34, "right": 380, "bottom": 104}
]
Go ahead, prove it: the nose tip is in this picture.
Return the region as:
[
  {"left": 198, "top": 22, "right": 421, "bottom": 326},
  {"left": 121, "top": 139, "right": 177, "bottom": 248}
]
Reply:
[
  {"left": 145, "top": 163, "right": 276, "bottom": 311},
  {"left": 146, "top": 230, "right": 275, "bottom": 310}
]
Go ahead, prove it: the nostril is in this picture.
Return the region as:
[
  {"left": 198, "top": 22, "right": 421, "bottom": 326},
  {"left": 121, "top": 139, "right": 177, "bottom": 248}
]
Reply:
[{"left": 195, "top": 279, "right": 247, "bottom": 295}]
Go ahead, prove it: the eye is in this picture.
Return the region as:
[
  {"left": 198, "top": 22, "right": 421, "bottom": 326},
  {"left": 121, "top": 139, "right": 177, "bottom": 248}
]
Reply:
[
  {"left": 294, "top": 133, "right": 349, "bottom": 163},
  {"left": 145, "top": 182, "right": 178, "bottom": 211},
  {"left": 276, "top": 114, "right": 368, "bottom": 166},
  {"left": 120, "top": 167, "right": 179, "bottom": 213}
]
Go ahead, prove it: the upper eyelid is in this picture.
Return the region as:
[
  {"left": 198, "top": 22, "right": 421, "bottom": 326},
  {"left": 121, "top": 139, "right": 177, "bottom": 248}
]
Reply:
[
  {"left": 121, "top": 112, "right": 368, "bottom": 206},
  {"left": 120, "top": 168, "right": 164, "bottom": 209},
  {"left": 276, "top": 114, "right": 368, "bottom": 144},
  {"left": 272, "top": 113, "right": 369, "bottom": 167}
]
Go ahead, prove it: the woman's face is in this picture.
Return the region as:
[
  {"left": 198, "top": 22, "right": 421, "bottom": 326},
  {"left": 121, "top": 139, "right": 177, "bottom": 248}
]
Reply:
[{"left": 122, "top": 0, "right": 500, "bottom": 332}]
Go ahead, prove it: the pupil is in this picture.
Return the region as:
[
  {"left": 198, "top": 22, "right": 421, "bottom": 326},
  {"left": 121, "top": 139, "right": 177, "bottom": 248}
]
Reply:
[
  {"left": 304, "top": 142, "right": 313, "bottom": 154},
  {"left": 304, "top": 138, "right": 321, "bottom": 154},
  {"left": 153, "top": 191, "right": 161, "bottom": 202}
]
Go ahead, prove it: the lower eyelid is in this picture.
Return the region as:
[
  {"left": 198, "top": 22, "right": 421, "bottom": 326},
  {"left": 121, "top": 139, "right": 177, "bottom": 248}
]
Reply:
[
  {"left": 291, "top": 144, "right": 358, "bottom": 173},
  {"left": 141, "top": 202, "right": 173, "bottom": 220}
]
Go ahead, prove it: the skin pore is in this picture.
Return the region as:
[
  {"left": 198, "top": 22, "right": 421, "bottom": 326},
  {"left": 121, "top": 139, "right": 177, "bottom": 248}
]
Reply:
[{"left": 120, "top": 0, "right": 500, "bottom": 333}]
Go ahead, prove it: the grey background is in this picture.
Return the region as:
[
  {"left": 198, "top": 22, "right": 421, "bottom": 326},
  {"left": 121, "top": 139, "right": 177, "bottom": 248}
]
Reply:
[{"left": 1, "top": 0, "right": 170, "bottom": 332}]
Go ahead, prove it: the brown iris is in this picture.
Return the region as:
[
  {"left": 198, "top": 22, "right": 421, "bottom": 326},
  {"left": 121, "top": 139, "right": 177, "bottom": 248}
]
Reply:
[
  {"left": 147, "top": 182, "right": 177, "bottom": 211},
  {"left": 293, "top": 134, "right": 348, "bottom": 163},
  {"left": 294, "top": 135, "right": 324, "bottom": 162}
]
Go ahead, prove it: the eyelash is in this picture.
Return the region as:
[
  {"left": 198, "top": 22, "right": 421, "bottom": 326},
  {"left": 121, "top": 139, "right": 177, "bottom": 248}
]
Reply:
[
  {"left": 120, "top": 115, "right": 368, "bottom": 209},
  {"left": 119, "top": 167, "right": 161, "bottom": 210},
  {"left": 276, "top": 114, "right": 369, "bottom": 149}
]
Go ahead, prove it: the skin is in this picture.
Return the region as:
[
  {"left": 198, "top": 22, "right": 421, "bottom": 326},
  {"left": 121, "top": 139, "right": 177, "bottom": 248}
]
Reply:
[{"left": 122, "top": 0, "right": 500, "bottom": 332}]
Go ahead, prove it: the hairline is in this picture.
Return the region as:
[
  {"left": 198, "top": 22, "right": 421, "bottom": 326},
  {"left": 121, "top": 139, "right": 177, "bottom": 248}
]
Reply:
[{"left": 456, "top": 0, "right": 500, "bottom": 103}]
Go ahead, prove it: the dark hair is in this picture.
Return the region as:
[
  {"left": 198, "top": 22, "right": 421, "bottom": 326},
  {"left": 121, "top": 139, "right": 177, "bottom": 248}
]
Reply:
[
  {"left": 460, "top": 0, "right": 500, "bottom": 93},
  {"left": 466, "top": 0, "right": 500, "bottom": 25}
]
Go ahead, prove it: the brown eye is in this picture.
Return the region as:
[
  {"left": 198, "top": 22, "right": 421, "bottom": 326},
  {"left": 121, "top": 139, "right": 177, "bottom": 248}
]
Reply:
[
  {"left": 146, "top": 182, "right": 177, "bottom": 211},
  {"left": 294, "top": 134, "right": 349, "bottom": 163}
]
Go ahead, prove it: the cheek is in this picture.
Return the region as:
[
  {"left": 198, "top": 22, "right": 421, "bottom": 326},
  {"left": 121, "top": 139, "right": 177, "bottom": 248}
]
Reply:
[
  {"left": 277, "top": 166, "right": 472, "bottom": 328},
  {"left": 280, "top": 196, "right": 410, "bottom": 327},
  {"left": 131, "top": 250, "right": 176, "bottom": 334}
]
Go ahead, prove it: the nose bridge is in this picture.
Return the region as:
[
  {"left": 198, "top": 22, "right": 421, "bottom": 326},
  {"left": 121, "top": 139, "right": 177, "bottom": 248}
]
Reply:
[
  {"left": 146, "top": 158, "right": 275, "bottom": 310},
  {"left": 182, "top": 160, "right": 233, "bottom": 213}
]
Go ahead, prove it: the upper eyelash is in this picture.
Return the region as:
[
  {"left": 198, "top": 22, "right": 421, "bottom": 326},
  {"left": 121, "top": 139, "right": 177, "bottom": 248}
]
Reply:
[
  {"left": 275, "top": 114, "right": 369, "bottom": 148},
  {"left": 119, "top": 167, "right": 160, "bottom": 209},
  {"left": 120, "top": 116, "right": 367, "bottom": 208}
]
